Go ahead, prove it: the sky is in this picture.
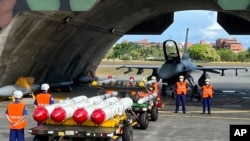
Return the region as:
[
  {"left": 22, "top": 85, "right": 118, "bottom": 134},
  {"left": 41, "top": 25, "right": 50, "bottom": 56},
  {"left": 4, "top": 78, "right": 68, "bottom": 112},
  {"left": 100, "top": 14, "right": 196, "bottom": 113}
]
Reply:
[{"left": 117, "top": 10, "right": 250, "bottom": 49}]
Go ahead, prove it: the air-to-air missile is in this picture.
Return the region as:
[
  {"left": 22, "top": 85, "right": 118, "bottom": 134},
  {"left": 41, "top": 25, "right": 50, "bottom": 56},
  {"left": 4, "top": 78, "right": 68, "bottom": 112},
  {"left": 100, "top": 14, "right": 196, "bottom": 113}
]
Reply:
[{"left": 91, "top": 97, "right": 133, "bottom": 125}]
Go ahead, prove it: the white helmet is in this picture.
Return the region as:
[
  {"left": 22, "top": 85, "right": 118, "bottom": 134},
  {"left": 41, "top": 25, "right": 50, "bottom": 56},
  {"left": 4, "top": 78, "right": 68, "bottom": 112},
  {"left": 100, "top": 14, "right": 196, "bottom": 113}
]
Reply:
[
  {"left": 41, "top": 83, "right": 50, "bottom": 90},
  {"left": 13, "top": 90, "right": 23, "bottom": 99},
  {"left": 151, "top": 76, "right": 156, "bottom": 80}
]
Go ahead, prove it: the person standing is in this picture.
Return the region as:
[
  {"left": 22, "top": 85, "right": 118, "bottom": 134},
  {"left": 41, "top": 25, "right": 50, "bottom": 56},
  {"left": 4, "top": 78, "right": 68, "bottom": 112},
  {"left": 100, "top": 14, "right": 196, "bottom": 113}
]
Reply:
[
  {"left": 201, "top": 79, "right": 214, "bottom": 114},
  {"left": 34, "top": 83, "right": 54, "bottom": 109},
  {"left": 34, "top": 83, "right": 54, "bottom": 125},
  {"left": 5, "top": 90, "right": 28, "bottom": 141},
  {"left": 174, "top": 75, "right": 188, "bottom": 114}
]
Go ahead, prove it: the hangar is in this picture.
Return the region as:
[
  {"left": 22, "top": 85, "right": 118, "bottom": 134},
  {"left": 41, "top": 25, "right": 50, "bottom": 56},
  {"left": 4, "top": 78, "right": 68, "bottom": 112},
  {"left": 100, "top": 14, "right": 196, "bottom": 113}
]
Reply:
[{"left": 0, "top": 0, "right": 249, "bottom": 87}]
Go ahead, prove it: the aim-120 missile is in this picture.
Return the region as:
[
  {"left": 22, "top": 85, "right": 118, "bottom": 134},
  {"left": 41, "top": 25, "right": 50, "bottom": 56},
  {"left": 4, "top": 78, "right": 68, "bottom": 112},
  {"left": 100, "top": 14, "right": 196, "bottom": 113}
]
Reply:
[
  {"left": 72, "top": 97, "right": 120, "bottom": 124},
  {"left": 91, "top": 97, "right": 133, "bottom": 125},
  {"left": 137, "top": 93, "right": 157, "bottom": 104},
  {"left": 33, "top": 95, "right": 105, "bottom": 123},
  {"left": 51, "top": 97, "right": 120, "bottom": 123}
]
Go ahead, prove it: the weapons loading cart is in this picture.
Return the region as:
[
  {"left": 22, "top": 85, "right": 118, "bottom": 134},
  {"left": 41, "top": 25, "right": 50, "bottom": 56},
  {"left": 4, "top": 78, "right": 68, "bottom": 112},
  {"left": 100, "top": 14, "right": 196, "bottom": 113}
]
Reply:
[
  {"left": 92, "top": 80, "right": 159, "bottom": 130},
  {"left": 29, "top": 111, "right": 134, "bottom": 141}
]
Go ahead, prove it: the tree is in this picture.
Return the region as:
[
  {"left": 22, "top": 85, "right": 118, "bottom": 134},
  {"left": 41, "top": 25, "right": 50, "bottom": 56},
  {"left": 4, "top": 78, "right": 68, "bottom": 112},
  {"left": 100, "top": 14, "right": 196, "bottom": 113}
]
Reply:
[
  {"left": 188, "top": 44, "right": 220, "bottom": 61},
  {"left": 217, "top": 49, "right": 236, "bottom": 61}
]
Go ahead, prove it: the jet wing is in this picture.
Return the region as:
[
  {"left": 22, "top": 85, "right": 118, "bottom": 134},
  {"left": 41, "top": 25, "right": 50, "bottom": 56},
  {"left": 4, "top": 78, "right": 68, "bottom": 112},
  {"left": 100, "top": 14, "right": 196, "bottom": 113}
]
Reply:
[
  {"left": 195, "top": 66, "right": 248, "bottom": 76},
  {"left": 116, "top": 65, "right": 160, "bottom": 74}
]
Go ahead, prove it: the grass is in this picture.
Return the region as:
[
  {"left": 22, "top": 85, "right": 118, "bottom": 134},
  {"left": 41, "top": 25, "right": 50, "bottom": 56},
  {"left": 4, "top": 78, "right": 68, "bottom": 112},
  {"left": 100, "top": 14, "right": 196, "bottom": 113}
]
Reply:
[{"left": 96, "top": 59, "right": 250, "bottom": 76}]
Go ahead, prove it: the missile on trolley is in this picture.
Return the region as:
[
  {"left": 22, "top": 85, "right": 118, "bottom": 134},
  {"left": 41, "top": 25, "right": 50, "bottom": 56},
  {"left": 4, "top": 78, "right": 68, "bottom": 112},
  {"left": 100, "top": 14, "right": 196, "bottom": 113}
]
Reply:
[
  {"left": 33, "top": 95, "right": 105, "bottom": 123},
  {"left": 73, "top": 97, "right": 120, "bottom": 124},
  {"left": 145, "top": 79, "right": 156, "bottom": 85},
  {"left": 51, "top": 97, "right": 120, "bottom": 123},
  {"left": 91, "top": 97, "right": 133, "bottom": 125},
  {"left": 137, "top": 93, "right": 157, "bottom": 104},
  {"left": 91, "top": 78, "right": 116, "bottom": 86}
]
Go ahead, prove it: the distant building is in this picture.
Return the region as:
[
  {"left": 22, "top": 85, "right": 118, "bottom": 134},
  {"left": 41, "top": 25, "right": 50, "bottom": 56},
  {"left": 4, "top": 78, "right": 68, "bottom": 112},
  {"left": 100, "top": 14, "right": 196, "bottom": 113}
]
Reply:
[{"left": 215, "top": 38, "right": 244, "bottom": 53}]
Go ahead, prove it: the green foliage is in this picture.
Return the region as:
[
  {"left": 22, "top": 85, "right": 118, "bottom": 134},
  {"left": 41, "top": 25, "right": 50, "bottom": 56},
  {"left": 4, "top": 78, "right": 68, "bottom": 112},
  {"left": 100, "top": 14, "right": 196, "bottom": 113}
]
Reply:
[
  {"left": 188, "top": 44, "right": 220, "bottom": 61},
  {"left": 217, "top": 49, "right": 236, "bottom": 61}
]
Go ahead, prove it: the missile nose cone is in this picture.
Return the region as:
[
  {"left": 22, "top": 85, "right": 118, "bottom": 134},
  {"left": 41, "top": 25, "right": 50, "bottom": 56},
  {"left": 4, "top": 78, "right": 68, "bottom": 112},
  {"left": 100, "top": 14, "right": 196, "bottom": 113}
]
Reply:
[
  {"left": 33, "top": 107, "right": 48, "bottom": 123},
  {"left": 51, "top": 107, "right": 66, "bottom": 123},
  {"left": 73, "top": 108, "right": 88, "bottom": 124},
  {"left": 91, "top": 108, "right": 106, "bottom": 125}
]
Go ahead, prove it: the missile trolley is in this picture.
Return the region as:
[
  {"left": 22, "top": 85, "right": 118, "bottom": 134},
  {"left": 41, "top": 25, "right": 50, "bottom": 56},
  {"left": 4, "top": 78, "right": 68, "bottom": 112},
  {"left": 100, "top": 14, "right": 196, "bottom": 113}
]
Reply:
[
  {"left": 91, "top": 79, "right": 161, "bottom": 130},
  {"left": 29, "top": 95, "right": 135, "bottom": 141}
]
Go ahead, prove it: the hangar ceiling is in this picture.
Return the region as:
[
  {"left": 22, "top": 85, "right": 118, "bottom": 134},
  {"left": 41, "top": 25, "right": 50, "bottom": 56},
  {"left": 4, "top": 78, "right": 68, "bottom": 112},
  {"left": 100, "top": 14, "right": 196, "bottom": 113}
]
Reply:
[{"left": 0, "top": 0, "right": 249, "bottom": 88}]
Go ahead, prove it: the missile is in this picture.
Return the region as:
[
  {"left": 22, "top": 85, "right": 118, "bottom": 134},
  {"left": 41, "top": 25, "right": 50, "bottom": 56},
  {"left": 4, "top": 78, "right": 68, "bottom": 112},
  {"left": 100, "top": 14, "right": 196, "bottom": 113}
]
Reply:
[
  {"left": 145, "top": 79, "right": 156, "bottom": 85},
  {"left": 91, "top": 79, "right": 116, "bottom": 86},
  {"left": 0, "top": 84, "right": 40, "bottom": 97},
  {"left": 72, "top": 97, "right": 120, "bottom": 124},
  {"left": 91, "top": 97, "right": 133, "bottom": 125},
  {"left": 137, "top": 93, "right": 157, "bottom": 104},
  {"left": 51, "top": 97, "right": 119, "bottom": 123},
  {"left": 33, "top": 95, "right": 97, "bottom": 123}
]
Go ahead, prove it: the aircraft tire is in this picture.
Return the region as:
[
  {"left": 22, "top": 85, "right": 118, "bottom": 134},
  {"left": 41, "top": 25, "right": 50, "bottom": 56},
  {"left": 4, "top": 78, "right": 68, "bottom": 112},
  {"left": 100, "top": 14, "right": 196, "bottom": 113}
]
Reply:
[{"left": 139, "top": 112, "right": 149, "bottom": 129}]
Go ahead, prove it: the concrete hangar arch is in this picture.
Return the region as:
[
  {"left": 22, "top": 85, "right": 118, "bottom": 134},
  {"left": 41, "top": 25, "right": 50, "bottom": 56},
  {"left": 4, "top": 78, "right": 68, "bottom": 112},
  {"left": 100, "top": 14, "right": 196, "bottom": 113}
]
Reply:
[{"left": 0, "top": 0, "right": 249, "bottom": 87}]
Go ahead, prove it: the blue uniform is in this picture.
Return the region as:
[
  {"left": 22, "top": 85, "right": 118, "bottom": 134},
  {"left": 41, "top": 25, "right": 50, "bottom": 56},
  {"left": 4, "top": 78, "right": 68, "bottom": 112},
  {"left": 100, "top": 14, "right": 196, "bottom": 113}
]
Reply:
[{"left": 6, "top": 100, "right": 28, "bottom": 141}]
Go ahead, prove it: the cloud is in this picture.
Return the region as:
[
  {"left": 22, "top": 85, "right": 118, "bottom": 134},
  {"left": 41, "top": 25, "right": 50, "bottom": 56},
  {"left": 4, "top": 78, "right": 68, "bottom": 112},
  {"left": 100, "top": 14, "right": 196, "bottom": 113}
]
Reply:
[{"left": 199, "top": 22, "right": 224, "bottom": 38}]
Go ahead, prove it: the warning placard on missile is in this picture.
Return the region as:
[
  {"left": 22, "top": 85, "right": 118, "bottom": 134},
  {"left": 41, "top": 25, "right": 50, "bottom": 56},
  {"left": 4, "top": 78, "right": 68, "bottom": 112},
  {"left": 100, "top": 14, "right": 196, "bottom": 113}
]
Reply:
[{"left": 230, "top": 125, "right": 250, "bottom": 141}]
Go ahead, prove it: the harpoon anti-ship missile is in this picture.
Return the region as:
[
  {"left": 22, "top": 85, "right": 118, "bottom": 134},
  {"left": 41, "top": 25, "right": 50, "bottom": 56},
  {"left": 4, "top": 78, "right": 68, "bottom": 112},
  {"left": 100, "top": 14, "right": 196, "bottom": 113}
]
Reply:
[
  {"left": 72, "top": 97, "right": 120, "bottom": 124},
  {"left": 51, "top": 97, "right": 120, "bottom": 123},
  {"left": 33, "top": 95, "right": 106, "bottom": 123},
  {"left": 91, "top": 97, "right": 133, "bottom": 125}
]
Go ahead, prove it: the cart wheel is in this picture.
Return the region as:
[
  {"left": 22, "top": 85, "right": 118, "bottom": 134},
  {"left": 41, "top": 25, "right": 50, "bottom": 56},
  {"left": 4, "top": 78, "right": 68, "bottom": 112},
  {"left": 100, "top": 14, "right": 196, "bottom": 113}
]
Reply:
[
  {"left": 33, "top": 135, "right": 49, "bottom": 141},
  {"left": 150, "top": 105, "right": 158, "bottom": 121},
  {"left": 122, "top": 125, "right": 133, "bottom": 141},
  {"left": 139, "top": 112, "right": 149, "bottom": 129}
]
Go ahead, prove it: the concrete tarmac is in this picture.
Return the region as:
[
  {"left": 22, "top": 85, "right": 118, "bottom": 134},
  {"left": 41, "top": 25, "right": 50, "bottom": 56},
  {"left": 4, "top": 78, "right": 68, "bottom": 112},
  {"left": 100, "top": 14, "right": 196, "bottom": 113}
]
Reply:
[{"left": 0, "top": 69, "right": 250, "bottom": 141}]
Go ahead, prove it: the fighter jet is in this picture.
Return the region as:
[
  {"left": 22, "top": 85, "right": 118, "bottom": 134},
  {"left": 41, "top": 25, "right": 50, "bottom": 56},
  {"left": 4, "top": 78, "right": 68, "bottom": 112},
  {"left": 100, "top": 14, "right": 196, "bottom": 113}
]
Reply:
[{"left": 116, "top": 28, "right": 248, "bottom": 99}]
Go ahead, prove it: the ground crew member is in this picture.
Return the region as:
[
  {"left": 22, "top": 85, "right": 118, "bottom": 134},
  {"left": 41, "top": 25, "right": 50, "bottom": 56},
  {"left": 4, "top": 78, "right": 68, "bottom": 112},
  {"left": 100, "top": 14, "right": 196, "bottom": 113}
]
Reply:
[
  {"left": 5, "top": 90, "right": 28, "bottom": 141},
  {"left": 201, "top": 79, "right": 214, "bottom": 114},
  {"left": 126, "top": 76, "right": 137, "bottom": 95},
  {"left": 174, "top": 75, "right": 188, "bottom": 113},
  {"left": 34, "top": 83, "right": 54, "bottom": 109},
  {"left": 151, "top": 76, "right": 163, "bottom": 109},
  {"left": 34, "top": 83, "right": 54, "bottom": 125},
  {"left": 106, "top": 75, "right": 116, "bottom": 94}
]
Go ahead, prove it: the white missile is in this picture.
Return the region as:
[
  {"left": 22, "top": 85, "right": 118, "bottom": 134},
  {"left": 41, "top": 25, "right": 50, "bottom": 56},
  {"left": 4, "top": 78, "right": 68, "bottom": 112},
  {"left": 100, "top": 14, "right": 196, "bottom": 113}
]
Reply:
[
  {"left": 145, "top": 79, "right": 156, "bottom": 85},
  {"left": 33, "top": 95, "right": 105, "bottom": 123},
  {"left": 0, "top": 84, "right": 40, "bottom": 97},
  {"left": 73, "top": 97, "right": 120, "bottom": 124},
  {"left": 91, "top": 97, "right": 133, "bottom": 124},
  {"left": 137, "top": 93, "right": 157, "bottom": 104}
]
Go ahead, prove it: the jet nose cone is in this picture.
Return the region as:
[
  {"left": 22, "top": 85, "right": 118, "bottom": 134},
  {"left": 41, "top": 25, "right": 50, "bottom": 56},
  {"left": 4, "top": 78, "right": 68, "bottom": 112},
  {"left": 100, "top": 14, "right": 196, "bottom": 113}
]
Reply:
[{"left": 158, "top": 63, "right": 176, "bottom": 79}]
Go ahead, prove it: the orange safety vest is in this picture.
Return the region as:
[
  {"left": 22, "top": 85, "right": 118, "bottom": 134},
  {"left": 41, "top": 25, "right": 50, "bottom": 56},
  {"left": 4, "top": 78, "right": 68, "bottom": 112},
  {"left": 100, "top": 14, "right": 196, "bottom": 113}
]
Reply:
[
  {"left": 126, "top": 82, "right": 137, "bottom": 95},
  {"left": 7, "top": 102, "right": 26, "bottom": 129},
  {"left": 36, "top": 93, "right": 52, "bottom": 106},
  {"left": 176, "top": 81, "right": 187, "bottom": 95},
  {"left": 202, "top": 85, "right": 213, "bottom": 98},
  {"left": 138, "top": 91, "right": 148, "bottom": 98},
  {"left": 106, "top": 89, "right": 113, "bottom": 94}
]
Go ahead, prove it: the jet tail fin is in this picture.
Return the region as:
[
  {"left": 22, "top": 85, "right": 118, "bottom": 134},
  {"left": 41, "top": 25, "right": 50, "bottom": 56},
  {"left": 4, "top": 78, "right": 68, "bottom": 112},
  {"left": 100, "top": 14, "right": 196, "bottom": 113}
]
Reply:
[{"left": 182, "top": 28, "right": 189, "bottom": 59}]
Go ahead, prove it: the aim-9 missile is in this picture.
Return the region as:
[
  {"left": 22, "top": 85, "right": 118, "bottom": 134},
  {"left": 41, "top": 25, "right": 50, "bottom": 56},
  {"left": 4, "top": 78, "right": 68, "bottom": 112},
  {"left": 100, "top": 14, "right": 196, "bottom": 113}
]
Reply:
[
  {"left": 72, "top": 97, "right": 120, "bottom": 124},
  {"left": 91, "top": 97, "right": 133, "bottom": 125},
  {"left": 137, "top": 93, "right": 157, "bottom": 104},
  {"left": 33, "top": 95, "right": 104, "bottom": 123}
]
